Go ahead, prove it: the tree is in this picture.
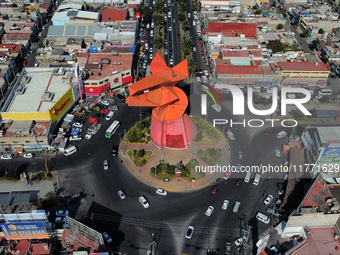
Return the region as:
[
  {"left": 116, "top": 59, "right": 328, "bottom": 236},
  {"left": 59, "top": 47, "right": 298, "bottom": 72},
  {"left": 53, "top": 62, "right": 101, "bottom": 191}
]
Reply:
[
  {"left": 187, "top": 57, "right": 197, "bottom": 74},
  {"left": 276, "top": 24, "right": 284, "bottom": 30},
  {"left": 178, "top": 12, "right": 186, "bottom": 22},
  {"left": 81, "top": 39, "right": 87, "bottom": 49},
  {"left": 154, "top": 14, "right": 164, "bottom": 25},
  {"left": 300, "top": 29, "right": 309, "bottom": 38},
  {"left": 254, "top": 9, "right": 262, "bottom": 15},
  {"left": 154, "top": 36, "right": 163, "bottom": 49},
  {"left": 4, "top": 165, "right": 19, "bottom": 180},
  {"left": 266, "top": 40, "right": 285, "bottom": 53},
  {"left": 309, "top": 38, "right": 320, "bottom": 50},
  {"left": 318, "top": 28, "right": 324, "bottom": 34},
  {"left": 181, "top": 19, "right": 189, "bottom": 30},
  {"left": 290, "top": 109, "right": 306, "bottom": 120}
]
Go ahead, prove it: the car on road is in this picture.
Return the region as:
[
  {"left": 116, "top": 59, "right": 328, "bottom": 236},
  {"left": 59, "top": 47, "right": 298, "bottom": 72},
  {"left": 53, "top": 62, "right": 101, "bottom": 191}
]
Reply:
[
  {"left": 1, "top": 154, "right": 13, "bottom": 160},
  {"left": 101, "top": 100, "right": 110, "bottom": 106},
  {"left": 100, "top": 109, "right": 110, "bottom": 115},
  {"left": 227, "top": 131, "right": 235, "bottom": 140},
  {"left": 56, "top": 210, "right": 69, "bottom": 217},
  {"left": 278, "top": 189, "right": 285, "bottom": 195},
  {"left": 88, "top": 117, "right": 99, "bottom": 125},
  {"left": 169, "top": 58, "right": 174, "bottom": 66},
  {"left": 156, "top": 188, "right": 167, "bottom": 196},
  {"left": 236, "top": 164, "right": 241, "bottom": 171},
  {"left": 275, "top": 149, "right": 281, "bottom": 157},
  {"left": 139, "top": 195, "right": 149, "bottom": 208},
  {"left": 233, "top": 201, "right": 241, "bottom": 213},
  {"left": 66, "top": 193, "right": 82, "bottom": 203},
  {"left": 211, "top": 185, "right": 220, "bottom": 194},
  {"left": 193, "top": 47, "right": 196, "bottom": 51},
  {"left": 69, "top": 135, "right": 82, "bottom": 141},
  {"left": 103, "top": 160, "right": 109, "bottom": 170},
  {"left": 85, "top": 133, "right": 93, "bottom": 139},
  {"left": 263, "top": 129, "right": 271, "bottom": 135},
  {"left": 112, "top": 145, "right": 118, "bottom": 156},
  {"left": 102, "top": 232, "right": 112, "bottom": 243},
  {"left": 73, "top": 122, "right": 83, "bottom": 128},
  {"left": 238, "top": 151, "right": 243, "bottom": 160},
  {"left": 55, "top": 217, "right": 66, "bottom": 223},
  {"left": 222, "top": 200, "right": 229, "bottom": 210},
  {"left": 23, "top": 153, "right": 34, "bottom": 158},
  {"left": 235, "top": 236, "right": 247, "bottom": 247},
  {"left": 264, "top": 194, "right": 273, "bottom": 205},
  {"left": 117, "top": 189, "right": 126, "bottom": 199},
  {"left": 276, "top": 130, "right": 287, "bottom": 138},
  {"left": 201, "top": 75, "right": 208, "bottom": 83},
  {"left": 225, "top": 241, "right": 231, "bottom": 254},
  {"left": 205, "top": 206, "right": 214, "bottom": 216},
  {"left": 185, "top": 226, "right": 194, "bottom": 239},
  {"left": 223, "top": 171, "right": 231, "bottom": 180},
  {"left": 108, "top": 105, "right": 119, "bottom": 111}
]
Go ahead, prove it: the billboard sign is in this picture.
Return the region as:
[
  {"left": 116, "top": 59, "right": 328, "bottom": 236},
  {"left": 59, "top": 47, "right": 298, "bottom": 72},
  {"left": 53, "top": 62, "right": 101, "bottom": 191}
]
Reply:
[
  {"left": 321, "top": 147, "right": 340, "bottom": 163},
  {"left": 0, "top": 222, "right": 49, "bottom": 240}
]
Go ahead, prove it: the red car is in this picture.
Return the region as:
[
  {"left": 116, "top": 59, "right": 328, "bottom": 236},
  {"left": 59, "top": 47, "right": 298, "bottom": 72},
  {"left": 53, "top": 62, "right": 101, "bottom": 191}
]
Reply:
[
  {"left": 263, "top": 129, "right": 272, "bottom": 136},
  {"left": 201, "top": 50, "right": 205, "bottom": 54},
  {"left": 100, "top": 109, "right": 110, "bottom": 114},
  {"left": 88, "top": 117, "right": 99, "bottom": 125},
  {"left": 211, "top": 185, "right": 220, "bottom": 194}
]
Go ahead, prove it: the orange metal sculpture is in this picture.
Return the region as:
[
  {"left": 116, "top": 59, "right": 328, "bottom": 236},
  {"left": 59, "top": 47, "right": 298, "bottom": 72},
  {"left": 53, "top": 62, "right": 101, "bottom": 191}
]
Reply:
[{"left": 126, "top": 51, "right": 196, "bottom": 149}]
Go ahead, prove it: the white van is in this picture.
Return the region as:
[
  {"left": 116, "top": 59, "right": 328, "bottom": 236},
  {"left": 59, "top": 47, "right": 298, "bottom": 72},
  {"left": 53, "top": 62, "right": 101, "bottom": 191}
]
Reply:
[
  {"left": 244, "top": 172, "right": 251, "bottom": 183},
  {"left": 105, "top": 111, "right": 114, "bottom": 121},
  {"left": 276, "top": 131, "right": 287, "bottom": 139},
  {"left": 63, "top": 146, "right": 77, "bottom": 156},
  {"left": 256, "top": 212, "right": 270, "bottom": 224},
  {"left": 253, "top": 174, "right": 261, "bottom": 185}
]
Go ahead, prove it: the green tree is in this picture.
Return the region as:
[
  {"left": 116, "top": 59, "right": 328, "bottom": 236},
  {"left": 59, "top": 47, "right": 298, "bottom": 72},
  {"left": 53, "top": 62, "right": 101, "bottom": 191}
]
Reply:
[
  {"left": 4, "top": 165, "right": 19, "bottom": 180},
  {"left": 276, "top": 24, "right": 284, "bottom": 30},
  {"left": 154, "top": 14, "right": 164, "bottom": 25},
  {"left": 300, "top": 29, "right": 309, "bottom": 38},
  {"left": 254, "top": 9, "right": 262, "bottom": 14},
  {"left": 178, "top": 12, "right": 186, "bottom": 22},
  {"left": 266, "top": 40, "right": 285, "bottom": 53},
  {"left": 290, "top": 109, "right": 306, "bottom": 120},
  {"left": 182, "top": 19, "right": 189, "bottom": 30},
  {"left": 309, "top": 38, "right": 320, "bottom": 50},
  {"left": 318, "top": 28, "right": 324, "bottom": 34},
  {"left": 154, "top": 35, "right": 164, "bottom": 49},
  {"left": 187, "top": 57, "right": 197, "bottom": 74}
]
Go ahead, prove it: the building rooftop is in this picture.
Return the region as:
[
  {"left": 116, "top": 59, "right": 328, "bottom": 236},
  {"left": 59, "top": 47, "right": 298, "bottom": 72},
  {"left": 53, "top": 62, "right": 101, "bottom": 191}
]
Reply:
[
  {"left": 317, "top": 127, "right": 340, "bottom": 144},
  {"left": 216, "top": 59, "right": 273, "bottom": 75},
  {"left": 276, "top": 61, "right": 330, "bottom": 72},
  {"left": 208, "top": 22, "right": 257, "bottom": 38},
  {"left": 101, "top": 6, "right": 128, "bottom": 22},
  {"left": 3, "top": 67, "right": 77, "bottom": 113},
  {"left": 221, "top": 49, "right": 263, "bottom": 58},
  {"left": 299, "top": 175, "right": 331, "bottom": 208}
]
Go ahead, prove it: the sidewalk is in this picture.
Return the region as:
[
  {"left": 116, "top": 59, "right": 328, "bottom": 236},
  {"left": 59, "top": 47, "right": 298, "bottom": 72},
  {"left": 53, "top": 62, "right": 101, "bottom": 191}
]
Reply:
[
  {"left": 119, "top": 131, "right": 230, "bottom": 192},
  {"left": 0, "top": 179, "right": 54, "bottom": 198}
]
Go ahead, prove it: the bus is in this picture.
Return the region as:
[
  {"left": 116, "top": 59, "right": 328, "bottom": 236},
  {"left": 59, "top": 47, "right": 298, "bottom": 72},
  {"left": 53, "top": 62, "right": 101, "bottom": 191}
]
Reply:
[
  {"left": 318, "top": 89, "right": 332, "bottom": 97},
  {"left": 105, "top": 120, "right": 120, "bottom": 138}
]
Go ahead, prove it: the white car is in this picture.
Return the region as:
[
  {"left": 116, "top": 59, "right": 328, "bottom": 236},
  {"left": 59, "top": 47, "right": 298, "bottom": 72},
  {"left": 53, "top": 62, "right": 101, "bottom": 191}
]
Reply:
[
  {"left": 85, "top": 133, "right": 93, "bottom": 139},
  {"left": 69, "top": 135, "right": 82, "bottom": 141},
  {"left": 72, "top": 122, "right": 83, "bottom": 128},
  {"left": 233, "top": 201, "right": 241, "bottom": 213},
  {"left": 103, "top": 160, "right": 109, "bottom": 170},
  {"left": 235, "top": 236, "right": 247, "bottom": 247},
  {"left": 169, "top": 58, "right": 174, "bottom": 66},
  {"left": 156, "top": 188, "right": 167, "bottom": 196},
  {"left": 150, "top": 30, "right": 154, "bottom": 37},
  {"left": 102, "top": 232, "right": 112, "bottom": 243},
  {"left": 102, "top": 100, "right": 110, "bottom": 106},
  {"left": 201, "top": 75, "right": 208, "bottom": 83},
  {"left": 117, "top": 189, "right": 126, "bottom": 200},
  {"left": 139, "top": 195, "right": 149, "bottom": 208},
  {"left": 55, "top": 217, "right": 66, "bottom": 224},
  {"left": 264, "top": 195, "right": 273, "bottom": 205},
  {"left": 56, "top": 210, "right": 69, "bottom": 217},
  {"left": 275, "top": 149, "right": 281, "bottom": 157},
  {"left": 185, "top": 226, "right": 194, "bottom": 239},
  {"left": 222, "top": 200, "right": 229, "bottom": 210},
  {"left": 205, "top": 206, "right": 214, "bottom": 216},
  {"left": 1, "top": 154, "right": 13, "bottom": 160},
  {"left": 193, "top": 47, "right": 196, "bottom": 51},
  {"left": 227, "top": 131, "right": 235, "bottom": 140},
  {"left": 212, "top": 104, "right": 221, "bottom": 112},
  {"left": 150, "top": 47, "right": 153, "bottom": 53},
  {"left": 23, "top": 153, "right": 34, "bottom": 158}
]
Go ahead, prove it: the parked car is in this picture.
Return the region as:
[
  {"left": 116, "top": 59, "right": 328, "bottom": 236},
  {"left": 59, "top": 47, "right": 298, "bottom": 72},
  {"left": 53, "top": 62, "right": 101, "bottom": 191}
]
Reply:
[
  {"left": 117, "top": 189, "right": 126, "bottom": 199},
  {"left": 100, "top": 109, "right": 110, "bottom": 115},
  {"left": 227, "top": 131, "right": 235, "bottom": 140},
  {"left": 88, "top": 117, "right": 99, "bottom": 125},
  {"left": 205, "top": 206, "right": 214, "bottom": 216},
  {"left": 72, "top": 122, "right": 83, "bottom": 128},
  {"left": 264, "top": 194, "right": 273, "bottom": 205},
  {"left": 223, "top": 171, "right": 231, "bottom": 180},
  {"left": 211, "top": 185, "right": 220, "bottom": 194},
  {"left": 66, "top": 193, "right": 82, "bottom": 203},
  {"left": 117, "top": 94, "right": 125, "bottom": 100},
  {"left": 103, "top": 160, "right": 109, "bottom": 170},
  {"left": 102, "top": 100, "right": 110, "bottom": 106},
  {"left": 1, "top": 154, "right": 13, "bottom": 160},
  {"left": 275, "top": 149, "right": 281, "bottom": 157},
  {"left": 235, "top": 236, "right": 247, "bottom": 247},
  {"left": 23, "top": 153, "right": 34, "bottom": 158},
  {"left": 55, "top": 217, "right": 66, "bottom": 223},
  {"left": 185, "top": 226, "right": 194, "bottom": 239},
  {"left": 108, "top": 105, "right": 119, "bottom": 111},
  {"left": 156, "top": 188, "right": 167, "bottom": 196},
  {"left": 102, "top": 232, "right": 112, "bottom": 243},
  {"left": 222, "top": 200, "right": 229, "bottom": 210},
  {"left": 112, "top": 145, "right": 118, "bottom": 156},
  {"left": 69, "top": 135, "right": 82, "bottom": 141},
  {"left": 85, "top": 133, "right": 93, "bottom": 139},
  {"left": 139, "top": 195, "right": 149, "bottom": 208},
  {"left": 201, "top": 76, "right": 208, "bottom": 83},
  {"left": 56, "top": 210, "right": 69, "bottom": 217}
]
